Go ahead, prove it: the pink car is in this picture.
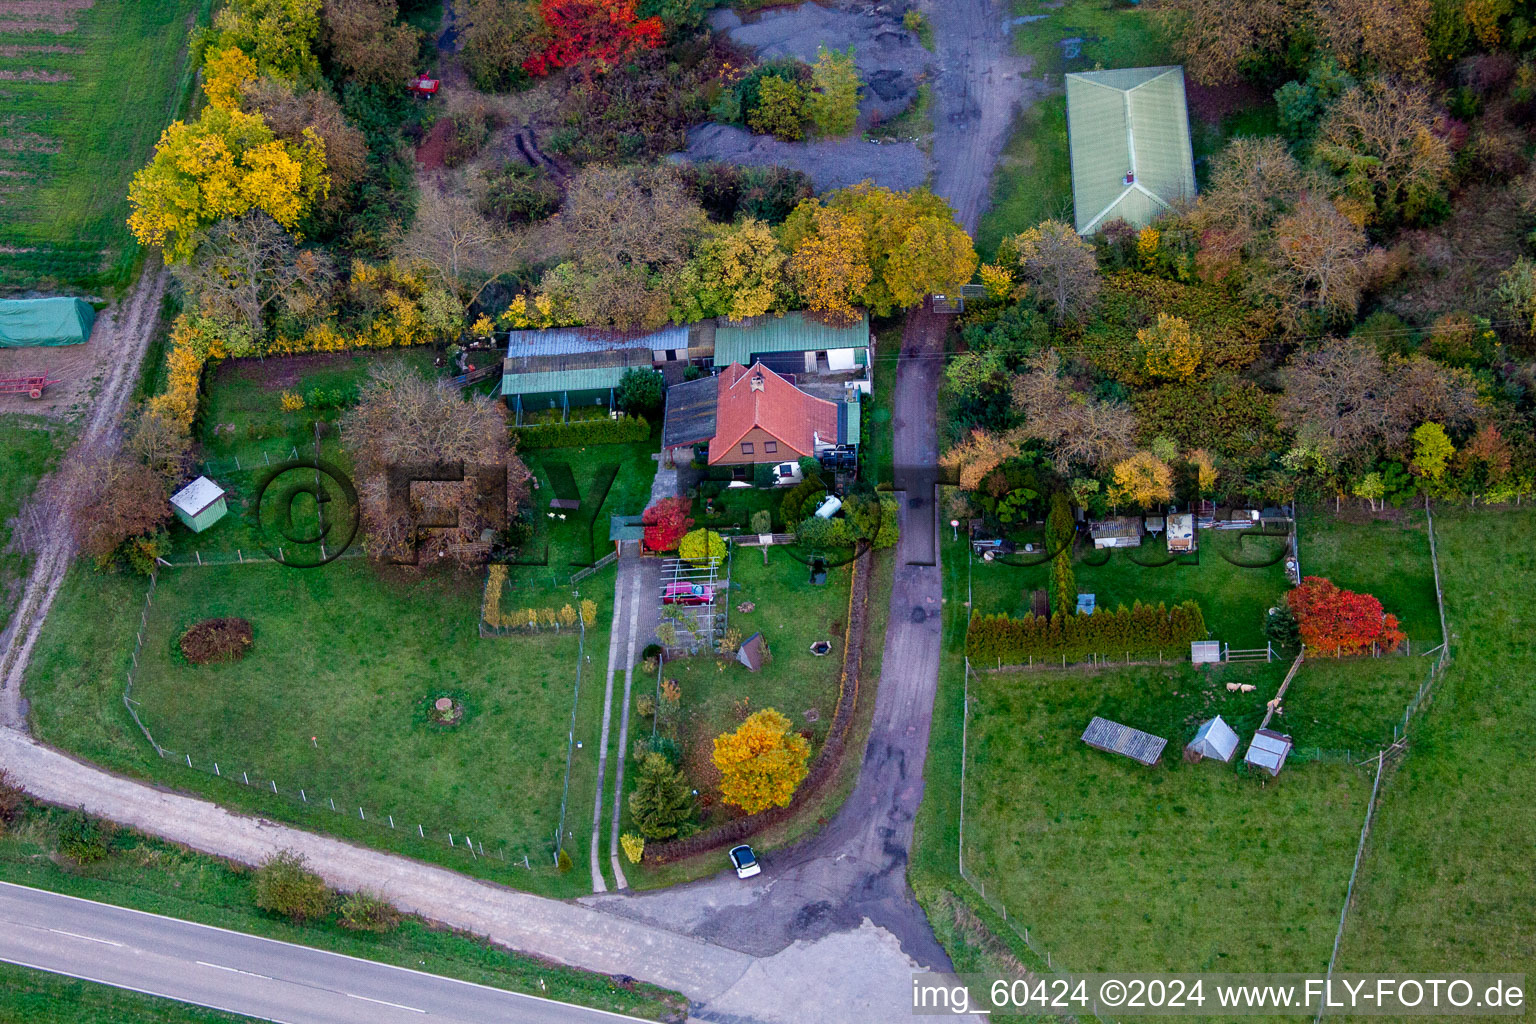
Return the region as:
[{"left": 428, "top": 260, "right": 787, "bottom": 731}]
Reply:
[{"left": 663, "top": 582, "right": 715, "bottom": 605}]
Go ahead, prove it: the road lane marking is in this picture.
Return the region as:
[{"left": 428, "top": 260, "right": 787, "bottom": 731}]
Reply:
[
  {"left": 48, "top": 928, "right": 122, "bottom": 947},
  {"left": 347, "top": 992, "right": 427, "bottom": 1013},
  {"left": 196, "top": 960, "right": 271, "bottom": 980}
]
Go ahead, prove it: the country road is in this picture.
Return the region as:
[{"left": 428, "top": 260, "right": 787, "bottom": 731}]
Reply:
[{"left": 0, "top": 881, "right": 647, "bottom": 1024}]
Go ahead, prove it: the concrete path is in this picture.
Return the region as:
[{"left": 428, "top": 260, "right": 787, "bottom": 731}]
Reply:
[{"left": 0, "top": 882, "right": 648, "bottom": 1024}]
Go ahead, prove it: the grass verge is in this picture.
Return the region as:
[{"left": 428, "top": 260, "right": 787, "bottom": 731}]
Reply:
[{"left": 0, "top": 802, "right": 684, "bottom": 1019}]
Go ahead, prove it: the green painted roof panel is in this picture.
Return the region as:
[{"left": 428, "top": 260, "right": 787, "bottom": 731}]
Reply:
[
  {"left": 714, "top": 311, "right": 870, "bottom": 367},
  {"left": 501, "top": 365, "right": 625, "bottom": 397},
  {"left": 1066, "top": 66, "right": 1196, "bottom": 233}
]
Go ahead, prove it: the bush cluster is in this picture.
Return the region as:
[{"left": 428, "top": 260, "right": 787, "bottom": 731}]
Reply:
[
  {"left": 510, "top": 414, "right": 649, "bottom": 449},
  {"left": 179, "top": 617, "right": 255, "bottom": 665},
  {"left": 966, "top": 600, "right": 1208, "bottom": 665}
]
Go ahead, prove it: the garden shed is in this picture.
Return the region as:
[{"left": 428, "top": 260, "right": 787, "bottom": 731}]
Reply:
[
  {"left": 1167, "top": 512, "right": 1196, "bottom": 552},
  {"left": 1244, "top": 728, "right": 1294, "bottom": 776},
  {"left": 1082, "top": 716, "right": 1167, "bottom": 766},
  {"left": 714, "top": 311, "right": 871, "bottom": 376},
  {"left": 0, "top": 297, "right": 95, "bottom": 347},
  {"left": 1185, "top": 716, "right": 1239, "bottom": 763},
  {"left": 170, "top": 476, "right": 228, "bottom": 533},
  {"left": 737, "top": 632, "right": 765, "bottom": 672},
  {"left": 1090, "top": 517, "right": 1143, "bottom": 549}
]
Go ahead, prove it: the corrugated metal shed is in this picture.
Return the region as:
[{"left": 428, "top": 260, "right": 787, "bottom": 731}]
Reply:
[
  {"left": 838, "top": 394, "right": 860, "bottom": 447},
  {"left": 715, "top": 311, "right": 870, "bottom": 367},
  {"left": 504, "top": 325, "right": 686, "bottom": 359},
  {"left": 1065, "top": 66, "right": 1196, "bottom": 233},
  {"left": 1082, "top": 716, "right": 1167, "bottom": 766},
  {"left": 501, "top": 365, "right": 626, "bottom": 398}
]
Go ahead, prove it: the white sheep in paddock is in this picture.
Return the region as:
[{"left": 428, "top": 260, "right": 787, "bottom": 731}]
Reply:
[
  {"left": 1226, "top": 682, "right": 1241, "bottom": 692},
  {"left": 1239, "top": 684, "right": 1256, "bottom": 693}
]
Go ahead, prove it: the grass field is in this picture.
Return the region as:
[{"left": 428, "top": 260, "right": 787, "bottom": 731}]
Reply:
[
  {"left": 0, "top": 415, "right": 68, "bottom": 633},
  {"left": 0, "top": 962, "right": 254, "bottom": 1024},
  {"left": 0, "top": 802, "right": 683, "bottom": 1019},
  {"left": 0, "top": 0, "right": 209, "bottom": 292},
  {"left": 517, "top": 436, "right": 659, "bottom": 579},
  {"left": 968, "top": 527, "right": 1291, "bottom": 647},
  {"left": 1297, "top": 510, "right": 1442, "bottom": 648},
  {"left": 25, "top": 559, "right": 610, "bottom": 897},
  {"left": 1335, "top": 507, "right": 1536, "bottom": 986}
]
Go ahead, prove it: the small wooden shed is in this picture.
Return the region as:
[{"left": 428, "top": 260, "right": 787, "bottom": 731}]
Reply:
[
  {"left": 170, "top": 476, "right": 227, "bottom": 533},
  {"left": 736, "top": 632, "right": 765, "bottom": 672}
]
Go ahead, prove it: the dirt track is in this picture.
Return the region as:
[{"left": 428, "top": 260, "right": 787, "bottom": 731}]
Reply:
[{"left": 0, "top": 265, "right": 166, "bottom": 729}]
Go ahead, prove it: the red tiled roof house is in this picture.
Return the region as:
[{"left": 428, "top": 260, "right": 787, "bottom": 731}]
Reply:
[{"left": 707, "top": 363, "right": 840, "bottom": 466}]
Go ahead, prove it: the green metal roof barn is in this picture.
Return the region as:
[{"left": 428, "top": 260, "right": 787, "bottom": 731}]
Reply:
[{"left": 1064, "top": 66, "right": 1196, "bottom": 234}]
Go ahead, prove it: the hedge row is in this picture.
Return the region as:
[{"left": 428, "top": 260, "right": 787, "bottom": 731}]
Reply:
[
  {"left": 510, "top": 415, "right": 649, "bottom": 449},
  {"left": 645, "top": 548, "right": 873, "bottom": 863},
  {"left": 966, "top": 600, "right": 1207, "bottom": 665}
]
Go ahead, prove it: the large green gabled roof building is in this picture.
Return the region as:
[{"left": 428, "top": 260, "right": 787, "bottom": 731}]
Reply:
[{"left": 1065, "top": 66, "right": 1197, "bottom": 234}]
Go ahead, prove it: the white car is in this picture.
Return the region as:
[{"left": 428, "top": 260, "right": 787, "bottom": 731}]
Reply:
[
  {"left": 728, "top": 844, "right": 761, "bottom": 879},
  {"left": 772, "top": 462, "right": 803, "bottom": 486}
]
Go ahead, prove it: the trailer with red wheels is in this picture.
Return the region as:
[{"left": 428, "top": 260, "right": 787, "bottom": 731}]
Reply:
[
  {"left": 409, "top": 74, "right": 440, "bottom": 97},
  {"left": 0, "top": 372, "right": 62, "bottom": 399}
]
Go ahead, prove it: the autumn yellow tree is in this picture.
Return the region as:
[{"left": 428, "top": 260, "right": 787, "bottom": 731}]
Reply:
[
  {"left": 941, "top": 427, "right": 1025, "bottom": 490},
  {"left": 203, "top": 47, "right": 259, "bottom": 111},
  {"left": 783, "top": 184, "right": 975, "bottom": 320},
  {"left": 128, "top": 106, "right": 329, "bottom": 263},
  {"left": 712, "top": 708, "right": 811, "bottom": 814},
  {"left": 198, "top": 0, "right": 323, "bottom": 84},
  {"left": 1189, "top": 448, "right": 1219, "bottom": 494},
  {"left": 1137, "top": 313, "right": 1204, "bottom": 382},
  {"left": 1108, "top": 451, "right": 1174, "bottom": 509},
  {"left": 783, "top": 204, "right": 871, "bottom": 326},
  {"left": 674, "top": 218, "right": 789, "bottom": 321}
]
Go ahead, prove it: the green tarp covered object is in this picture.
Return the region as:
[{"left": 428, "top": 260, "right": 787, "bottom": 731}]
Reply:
[{"left": 0, "top": 297, "right": 96, "bottom": 347}]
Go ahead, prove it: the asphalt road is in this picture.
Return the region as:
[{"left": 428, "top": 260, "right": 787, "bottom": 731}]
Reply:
[{"left": 0, "top": 881, "right": 646, "bottom": 1024}]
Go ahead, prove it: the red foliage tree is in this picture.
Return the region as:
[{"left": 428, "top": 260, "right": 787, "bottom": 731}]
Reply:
[
  {"left": 1285, "top": 576, "right": 1405, "bottom": 657},
  {"left": 641, "top": 495, "right": 693, "bottom": 552},
  {"left": 522, "top": 0, "right": 663, "bottom": 77}
]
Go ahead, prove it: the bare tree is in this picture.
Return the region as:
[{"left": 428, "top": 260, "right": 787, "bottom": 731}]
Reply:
[
  {"left": 342, "top": 363, "right": 529, "bottom": 565},
  {"left": 173, "top": 213, "right": 336, "bottom": 333},
  {"left": 1268, "top": 193, "right": 1370, "bottom": 324},
  {"left": 552, "top": 163, "right": 707, "bottom": 328},
  {"left": 1006, "top": 220, "right": 1101, "bottom": 324},
  {"left": 394, "top": 186, "right": 514, "bottom": 302},
  {"left": 1010, "top": 350, "right": 1136, "bottom": 471},
  {"left": 127, "top": 409, "right": 193, "bottom": 483},
  {"left": 1279, "top": 336, "right": 1388, "bottom": 467}
]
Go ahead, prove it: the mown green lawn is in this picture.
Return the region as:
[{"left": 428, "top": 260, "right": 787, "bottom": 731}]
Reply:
[
  {"left": 0, "top": 803, "right": 683, "bottom": 1019},
  {"left": 0, "top": 415, "right": 68, "bottom": 633},
  {"left": 1336, "top": 507, "right": 1536, "bottom": 982},
  {"left": 25, "top": 559, "right": 610, "bottom": 897},
  {"left": 961, "top": 660, "right": 1371, "bottom": 978},
  {"left": 1297, "top": 509, "right": 1442, "bottom": 648},
  {"left": 517, "top": 435, "right": 659, "bottom": 580},
  {"left": 0, "top": 0, "right": 209, "bottom": 292},
  {"left": 967, "top": 527, "right": 1291, "bottom": 648}
]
